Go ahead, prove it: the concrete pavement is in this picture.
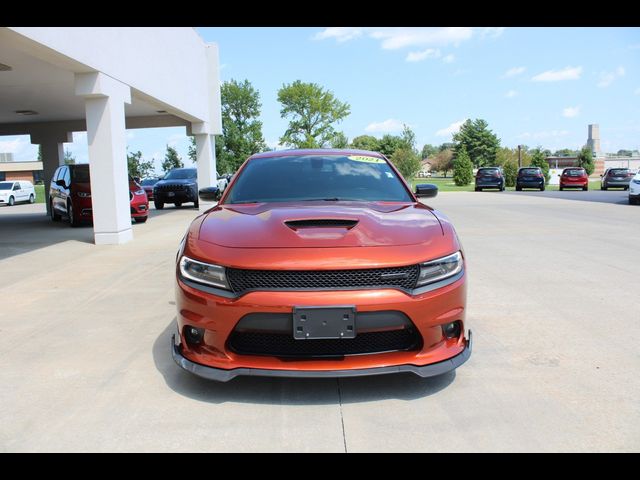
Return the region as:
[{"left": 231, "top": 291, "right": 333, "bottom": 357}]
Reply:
[{"left": 0, "top": 192, "right": 638, "bottom": 452}]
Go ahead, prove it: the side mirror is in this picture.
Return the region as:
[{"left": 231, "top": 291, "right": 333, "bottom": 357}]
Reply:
[
  {"left": 415, "top": 184, "right": 438, "bottom": 198},
  {"left": 55, "top": 179, "right": 67, "bottom": 188}
]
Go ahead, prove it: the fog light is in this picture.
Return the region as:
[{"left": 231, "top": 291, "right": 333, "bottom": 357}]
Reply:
[
  {"left": 184, "top": 325, "right": 204, "bottom": 345},
  {"left": 443, "top": 321, "right": 462, "bottom": 339}
]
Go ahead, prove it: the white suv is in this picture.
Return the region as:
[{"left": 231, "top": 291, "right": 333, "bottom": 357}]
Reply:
[
  {"left": 0, "top": 180, "right": 36, "bottom": 206},
  {"left": 629, "top": 171, "right": 640, "bottom": 205}
]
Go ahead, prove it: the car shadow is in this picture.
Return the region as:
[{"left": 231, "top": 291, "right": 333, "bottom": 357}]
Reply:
[
  {"left": 500, "top": 189, "right": 631, "bottom": 206},
  {"left": 153, "top": 320, "right": 455, "bottom": 405}
]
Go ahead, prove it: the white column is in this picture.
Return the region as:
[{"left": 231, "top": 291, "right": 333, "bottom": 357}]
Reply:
[
  {"left": 75, "top": 72, "right": 132, "bottom": 245},
  {"left": 30, "top": 130, "right": 71, "bottom": 216},
  {"left": 194, "top": 133, "right": 217, "bottom": 190}
]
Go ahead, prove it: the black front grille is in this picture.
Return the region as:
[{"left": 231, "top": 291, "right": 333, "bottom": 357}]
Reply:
[
  {"left": 155, "top": 184, "right": 188, "bottom": 191},
  {"left": 228, "top": 328, "right": 421, "bottom": 358},
  {"left": 226, "top": 265, "right": 420, "bottom": 294}
]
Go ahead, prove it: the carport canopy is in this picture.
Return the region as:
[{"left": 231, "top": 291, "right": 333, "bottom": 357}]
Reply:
[{"left": 0, "top": 27, "right": 222, "bottom": 244}]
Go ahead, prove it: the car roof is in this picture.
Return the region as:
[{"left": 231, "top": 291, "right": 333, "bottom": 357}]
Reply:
[{"left": 248, "top": 148, "right": 387, "bottom": 160}]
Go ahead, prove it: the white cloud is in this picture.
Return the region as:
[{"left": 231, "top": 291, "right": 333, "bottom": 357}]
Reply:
[
  {"left": 406, "top": 48, "right": 441, "bottom": 62},
  {"left": 505, "top": 90, "right": 518, "bottom": 98},
  {"left": 597, "top": 66, "right": 625, "bottom": 88},
  {"left": 442, "top": 54, "right": 455, "bottom": 63},
  {"left": 531, "top": 66, "right": 582, "bottom": 82},
  {"left": 562, "top": 106, "right": 580, "bottom": 118},
  {"left": 365, "top": 119, "right": 406, "bottom": 133},
  {"left": 0, "top": 137, "right": 27, "bottom": 154},
  {"left": 503, "top": 66, "right": 526, "bottom": 77},
  {"left": 315, "top": 27, "right": 474, "bottom": 50},
  {"left": 517, "top": 130, "right": 569, "bottom": 139},
  {"left": 436, "top": 119, "right": 467, "bottom": 137},
  {"left": 481, "top": 27, "right": 506, "bottom": 38}
]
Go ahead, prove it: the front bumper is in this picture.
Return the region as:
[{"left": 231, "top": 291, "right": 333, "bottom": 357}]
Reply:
[
  {"left": 172, "top": 331, "right": 472, "bottom": 382},
  {"left": 155, "top": 190, "right": 197, "bottom": 203}
]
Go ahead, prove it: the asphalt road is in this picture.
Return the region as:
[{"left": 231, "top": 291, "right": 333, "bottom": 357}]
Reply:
[{"left": 0, "top": 191, "right": 638, "bottom": 452}]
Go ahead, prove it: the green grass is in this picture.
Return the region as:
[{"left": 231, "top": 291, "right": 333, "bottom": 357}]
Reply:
[
  {"left": 410, "top": 177, "right": 601, "bottom": 192},
  {"left": 35, "top": 185, "right": 45, "bottom": 203}
]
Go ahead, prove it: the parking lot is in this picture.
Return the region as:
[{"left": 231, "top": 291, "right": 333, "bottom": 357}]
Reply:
[{"left": 0, "top": 190, "right": 638, "bottom": 452}]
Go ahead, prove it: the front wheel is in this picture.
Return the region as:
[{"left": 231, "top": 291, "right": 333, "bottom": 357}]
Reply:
[
  {"left": 194, "top": 200, "right": 199, "bottom": 209},
  {"left": 29, "top": 194, "right": 35, "bottom": 204},
  {"left": 154, "top": 201, "right": 164, "bottom": 210},
  {"left": 540, "top": 186, "right": 545, "bottom": 191},
  {"left": 583, "top": 185, "right": 588, "bottom": 191},
  {"left": 68, "top": 201, "right": 80, "bottom": 227},
  {"left": 474, "top": 187, "right": 481, "bottom": 192},
  {"left": 559, "top": 186, "right": 564, "bottom": 191},
  {"left": 51, "top": 200, "right": 61, "bottom": 221},
  {"left": 516, "top": 186, "right": 522, "bottom": 191},
  {"left": 8, "top": 196, "right": 14, "bottom": 206},
  {"left": 134, "top": 216, "right": 148, "bottom": 224},
  {"left": 602, "top": 186, "right": 608, "bottom": 191}
]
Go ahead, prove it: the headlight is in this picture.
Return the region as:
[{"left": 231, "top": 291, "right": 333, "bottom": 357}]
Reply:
[
  {"left": 179, "top": 256, "right": 230, "bottom": 290},
  {"left": 417, "top": 251, "right": 463, "bottom": 287},
  {"left": 134, "top": 189, "right": 145, "bottom": 195},
  {"left": 632, "top": 179, "right": 640, "bottom": 185},
  {"left": 77, "top": 192, "right": 91, "bottom": 198}
]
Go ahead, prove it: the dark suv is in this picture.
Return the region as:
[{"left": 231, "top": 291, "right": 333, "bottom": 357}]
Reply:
[
  {"left": 516, "top": 167, "right": 545, "bottom": 191},
  {"left": 475, "top": 167, "right": 505, "bottom": 191},
  {"left": 601, "top": 168, "right": 633, "bottom": 190},
  {"left": 153, "top": 168, "right": 199, "bottom": 209}
]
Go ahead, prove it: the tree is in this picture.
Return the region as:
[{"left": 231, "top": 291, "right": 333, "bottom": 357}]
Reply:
[
  {"left": 421, "top": 144, "right": 438, "bottom": 159},
  {"left": 277, "top": 80, "right": 350, "bottom": 148},
  {"left": 390, "top": 147, "right": 421, "bottom": 180},
  {"left": 127, "top": 149, "right": 155, "bottom": 179},
  {"left": 439, "top": 142, "right": 456, "bottom": 152},
  {"left": 577, "top": 146, "right": 594, "bottom": 175},
  {"left": 162, "top": 145, "right": 184, "bottom": 173},
  {"left": 430, "top": 149, "right": 454, "bottom": 177},
  {"left": 530, "top": 147, "right": 550, "bottom": 183},
  {"left": 495, "top": 147, "right": 531, "bottom": 168},
  {"left": 452, "top": 146, "right": 473, "bottom": 186},
  {"left": 351, "top": 135, "right": 380, "bottom": 152},
  {"left": 453, "top": 119, "right": 500, "bottom": 168},
  {"left": 188, "top": 136, "right": 197, "bottom": 164},
  {"left": 378, "top": 134, "right": 405, "bottom": 158},
  {"left": 216, "top": 79, "right": 268, "bottom": 173},
  {"left": 330, "top": 132, "right": 349, "bottom": 148},
  {"left": 553, "top": 148, "right": 578, "bottom": 157},
  {"left": 503, "top": 160, "right": 518, "bottom": 187},
  {"left": 64, "top": 150, "right": 76, "bottom": 165},
  {"left": 617, "top": 149, "right": 633, "bottom": 157}
]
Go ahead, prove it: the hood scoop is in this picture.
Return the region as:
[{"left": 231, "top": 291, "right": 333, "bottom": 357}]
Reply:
[{"left": 285, "top": 219, "right": 359, "bottom": 230}]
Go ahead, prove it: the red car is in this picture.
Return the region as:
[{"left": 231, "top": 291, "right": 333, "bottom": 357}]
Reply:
[
  {"left": 140, "top": 177, "right": 160, "bottom": 201},
  {"left": 172, "top": 149, "right": 471, "bottom": 382},
  {"left": 559, "top": 167, "right": 589, "bottom": 191},
  {"left": 49, "top": 164, "right": 149, "bottom": 226}
]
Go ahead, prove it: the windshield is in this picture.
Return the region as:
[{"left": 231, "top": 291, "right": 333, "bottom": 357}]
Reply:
[
  {"left": 164, "top": 169, "right": 197, "bottom": 180},
  {"left": 565, "top": 169, "right": 584, "bottom": 176},
  {"left": 225, "top": 154, "right": 413, "bottom": 204},
  {"left": 71, "top": 166, "right": 90, "bottom": 183},
  {"left": 140, "top": 179, "right": 159, "bottom": 186},
  {"left": 520, "top": 168, "right": 540, "bottom": 175},
  {"left": 478, "top": 168, "right": 499, "bottom": 175},
  {"left": 0, "top": 182, "right": 13, "bottom": 190}
]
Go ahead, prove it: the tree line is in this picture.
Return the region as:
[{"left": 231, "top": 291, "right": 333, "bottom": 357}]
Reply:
[{"left": 126, "top": 78, "right": 599, "bottom": 184}]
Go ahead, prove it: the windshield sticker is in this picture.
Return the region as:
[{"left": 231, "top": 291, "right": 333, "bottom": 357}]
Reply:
[{"left": 347, "top": 155, "right": 384, "bottom": 164}]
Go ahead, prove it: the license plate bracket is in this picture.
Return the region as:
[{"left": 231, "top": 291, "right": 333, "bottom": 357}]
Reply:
[{"left": 293, "top": 306, "right": 356, "bottom": 340}]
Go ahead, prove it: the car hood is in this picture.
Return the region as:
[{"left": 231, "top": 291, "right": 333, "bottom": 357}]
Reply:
[{"left": 197, "top": 202, "right": 444, "bottom": 249}]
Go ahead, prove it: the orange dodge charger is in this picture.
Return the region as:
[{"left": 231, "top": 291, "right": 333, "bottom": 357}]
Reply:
[{"left": 172, "top": 149, "right": 471, "bottom": 381}]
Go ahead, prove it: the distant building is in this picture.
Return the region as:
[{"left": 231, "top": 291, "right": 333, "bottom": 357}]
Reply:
[{"left": 0, "top": 158, "right": 43, "bottom": 183}]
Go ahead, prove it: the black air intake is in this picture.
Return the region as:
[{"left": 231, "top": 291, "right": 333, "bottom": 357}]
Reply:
[{"left": 285, "top": 219, "right": 358, "bottom": 229}]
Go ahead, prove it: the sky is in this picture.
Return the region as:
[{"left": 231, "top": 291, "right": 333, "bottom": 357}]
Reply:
[{"left": 1, "top": 27, "right": 639, "bottom": 172}]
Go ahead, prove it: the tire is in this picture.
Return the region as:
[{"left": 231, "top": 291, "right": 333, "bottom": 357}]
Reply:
[
  {"left": 134, "top": 216, "right": 148, "bottom": 223},
  {"left": 516, "top": 186, "right": 522, "bottom": 191},
  {"left": 194, "top": 199, "right": 199, "bottom": 209},
  {"left": 540, "top": 186, "right": 545, "bottom": 191},
  {"left": 174, "top": 202, "right": 182, "bottom": 208},
  {"left": 583, "top": 185, "right": 588, "bottom": 191},
  {"left": 51, "top": 200, "right": 61, "bottom": 221},
  {"left": 154, "top": 201, "right": 164, "bottom": 210},
  {"left": 559, "top": 186, "right": 563, "bottom": 191},
  {"left": 8, "top": 196, "right": 14, "bottom": 206},
  {"left": 29, "top": 194, "right": 35, "bottom": 204},
  {"left": 474, "top": 187, "right": 479, "bottom": 192},
  {"left": 602, "top": 186, "right": 608, "bottom": 191},
  {"left": 68, "top": 201, "right": 79, "bottom": 227}
]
